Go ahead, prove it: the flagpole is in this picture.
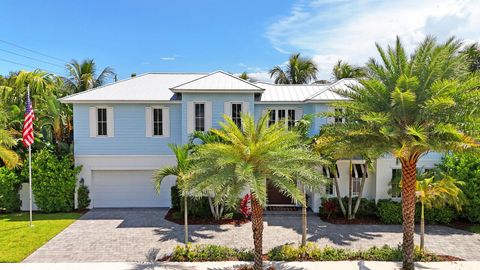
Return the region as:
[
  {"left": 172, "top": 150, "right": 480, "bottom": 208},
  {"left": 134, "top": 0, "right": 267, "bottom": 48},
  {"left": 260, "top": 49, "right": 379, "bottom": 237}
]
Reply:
[{"left": 27, "top": 85, "right": 33, "bottom": 227}]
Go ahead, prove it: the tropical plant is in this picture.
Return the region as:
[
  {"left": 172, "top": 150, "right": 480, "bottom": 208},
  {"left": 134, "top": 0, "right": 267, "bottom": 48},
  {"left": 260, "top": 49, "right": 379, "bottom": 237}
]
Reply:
[
  {"left": 331, "top": 60, "right": 366, "bottom": 81},
  {"left": 461, "top": 42, "right": 480, "bottom": 73},
  {"left": 239, "top": 72, "right": 249, "bottom": 81},
  {"left": 153, "top": 143, "right": 192, "bottom": 244},
  {"left": 414, "top": 174, "right": 463, "bottom": 252},
  {"left": 64, "top": 59, "right": 115, "bottom": 94},
  {"left": 188, "top": 114, "right": 325, "bottom": 270},
  {"left": 318, "top": 36, "right": 480, "bottom": 270},
  {"left": 0, "top": 104, "right": 20, "bottom": 168},
  {"left": 269, "top": 53, "right": 318, "bottom": 84}
]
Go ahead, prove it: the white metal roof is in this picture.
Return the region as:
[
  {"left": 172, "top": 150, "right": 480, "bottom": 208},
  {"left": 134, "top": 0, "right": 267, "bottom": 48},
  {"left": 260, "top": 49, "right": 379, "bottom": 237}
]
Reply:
[
  {"left": 60, "top": 73, "right": 205, "bottom": 103},
  {"left": 306, "top": 79, "right": 358, "bottom": 101},
  {"left": 256, "top": 82, "right": 329, "bottom": 102},
  {"left": 170, "top": 71, "right": 264, "bottom": 92}
]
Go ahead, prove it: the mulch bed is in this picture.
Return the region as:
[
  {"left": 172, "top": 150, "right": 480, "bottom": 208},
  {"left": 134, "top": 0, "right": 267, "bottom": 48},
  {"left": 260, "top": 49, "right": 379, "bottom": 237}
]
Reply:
[
  {"left": 437, "top": 255, "right": 464, "bottom": 261},
  {"left": 320, "top": 215, "right": 385, "bottom": 225},
  {"left": 447, "top": 219, "right": 479, "bottom": 232},
  {"left": 164, "top": 209, "right": 250, "bottom": 225}
]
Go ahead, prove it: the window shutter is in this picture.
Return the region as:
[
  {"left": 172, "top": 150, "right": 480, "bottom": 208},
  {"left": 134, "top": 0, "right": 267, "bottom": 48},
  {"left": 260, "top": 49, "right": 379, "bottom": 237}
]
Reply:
[
  {"left": 224, "top": 102, "right": 231, "bottom": 118},
  {"left": 89, "top": 107, "right": 96, "bottom": 137},
  {"left": 107, "top": 107, "right": 114, "bottom": 137},
  {"left": 242, "top": 102, "right": 249, "bottom": 115},
  {"left": 145, "top": 107, "right": 152, "bottom": 137},
  {"left": 163, "top": 107, "right": 170, "bottom": 137},
  {"left": 295, "top": 107, "right": 303, "bottom": 121},
  {"left": 205, "top": 101, "right": 212, "bottom": 130},
  {"left": 187, "top": 101, "right": 194, "bottom": 133}
]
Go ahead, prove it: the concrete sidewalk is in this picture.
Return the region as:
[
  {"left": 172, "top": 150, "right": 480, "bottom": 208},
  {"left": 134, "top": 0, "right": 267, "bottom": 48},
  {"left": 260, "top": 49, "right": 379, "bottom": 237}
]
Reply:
[{"left": 1, "top": 261, "right": 479, "bottom": 270}]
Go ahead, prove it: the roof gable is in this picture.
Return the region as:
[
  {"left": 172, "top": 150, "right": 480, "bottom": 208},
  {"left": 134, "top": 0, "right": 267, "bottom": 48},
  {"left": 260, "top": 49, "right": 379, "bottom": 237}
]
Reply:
[{"left": 170, "top": 71, "right": 264, "bottom": 92}]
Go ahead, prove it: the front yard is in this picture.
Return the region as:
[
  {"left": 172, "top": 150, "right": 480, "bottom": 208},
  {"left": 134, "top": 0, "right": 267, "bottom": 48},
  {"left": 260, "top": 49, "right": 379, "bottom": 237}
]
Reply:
[{"left": 0, "top": 212, "right": 82, "bottom": 262}]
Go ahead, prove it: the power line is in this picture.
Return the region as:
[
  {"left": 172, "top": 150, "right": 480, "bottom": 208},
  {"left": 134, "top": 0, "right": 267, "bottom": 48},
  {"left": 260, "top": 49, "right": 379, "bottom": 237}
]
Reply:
[
  {"left": 0, "top": 48, "right": 65, "bottom": 68},
  {"left": 0, "top": 57, "right": 65, "bottom": 76},
  {"left": 0, "top": 39, "right": 69, "bottom": 64}
]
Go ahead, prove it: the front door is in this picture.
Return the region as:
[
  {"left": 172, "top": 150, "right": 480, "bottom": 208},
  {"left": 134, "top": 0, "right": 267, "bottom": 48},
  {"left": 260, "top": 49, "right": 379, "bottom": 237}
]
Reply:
[{"left": 267, "top": 180, "right": 294, "bottom": 205}]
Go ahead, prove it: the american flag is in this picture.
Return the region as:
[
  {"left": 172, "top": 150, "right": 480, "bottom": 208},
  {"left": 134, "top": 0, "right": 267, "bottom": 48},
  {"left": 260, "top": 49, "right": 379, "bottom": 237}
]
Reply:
[{"left": 22, "top": 91, "right": 35, "bottom": 147}]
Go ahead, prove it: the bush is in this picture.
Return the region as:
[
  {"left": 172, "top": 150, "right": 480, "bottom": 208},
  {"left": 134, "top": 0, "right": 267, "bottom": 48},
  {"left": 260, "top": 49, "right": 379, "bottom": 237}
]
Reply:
[
  {"left": 170, "top": 244, "right": 252, "bottom": 262},
  {"left": 0, "top": 167, "right": 21, "bottom": 212},
  {"left": 170, "top": 185, "right": 211, "bottom": 218},
  {"left": 319, "top": 197, "right": 377, "bottom": 218},
  {"left": 77, "top": 184, "right": 91, "bottom": 210},
  {"left": 376, "top": 199, "right": 403, "bottom": 224},
  {"left": 438, "top": 152, "right": 480, "bottom": 223},
  {"left": 22, "top": 149, "right": 81, "bottom": 213}
]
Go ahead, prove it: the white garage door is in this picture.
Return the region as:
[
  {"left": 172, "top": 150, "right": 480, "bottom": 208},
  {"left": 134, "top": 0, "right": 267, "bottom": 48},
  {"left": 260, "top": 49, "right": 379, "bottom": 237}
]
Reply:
[{"left": 92, "top": 170, "right": 175, "bottom": 208}]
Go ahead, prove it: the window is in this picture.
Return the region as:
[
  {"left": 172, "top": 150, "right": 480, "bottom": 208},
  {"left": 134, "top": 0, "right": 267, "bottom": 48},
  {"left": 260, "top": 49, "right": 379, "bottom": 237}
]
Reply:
[
  {"left": 322, "top": 166, "right": 337, "bottom": 196},
  {"left": 351, "top": 164, "right": 367, "bottom": 196},
  {"left": 390, "top": 169, "right": 402, "bottom": 198},
  {"left": 153, "top": 108, "right": 163, "bottom": 136},
  {"left": 334, "top": 108, "right": 344, "bottom": 123},
  {"left": 267, "top": 109, "right": 299, "bottom": 128},
  {"left": 287, "top": 109, "right": 296, "bottom": 128},
  {"left": 97, "top": 108, "right": 107, "bottom": 136},
  {"left": 231, "top": 103, "right": 242, "bottom": 127},
  {"left": 268, "top": 110, "right": 276, "bottom": 126},
  {"left": 195, "top": 103, "right": 205, "bottom": 131}
]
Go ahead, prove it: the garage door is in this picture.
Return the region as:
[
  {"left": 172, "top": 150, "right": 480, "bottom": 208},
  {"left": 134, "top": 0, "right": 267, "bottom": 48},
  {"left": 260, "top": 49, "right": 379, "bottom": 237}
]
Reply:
[{"left": 92, "top": 170, "right": 175, "bottom": 208}]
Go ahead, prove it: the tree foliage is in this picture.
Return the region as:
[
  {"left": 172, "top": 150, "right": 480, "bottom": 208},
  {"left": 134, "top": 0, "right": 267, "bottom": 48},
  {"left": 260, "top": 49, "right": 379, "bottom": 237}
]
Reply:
[{"left": 269, "top": 53, "right": 318, "bottom": 84}]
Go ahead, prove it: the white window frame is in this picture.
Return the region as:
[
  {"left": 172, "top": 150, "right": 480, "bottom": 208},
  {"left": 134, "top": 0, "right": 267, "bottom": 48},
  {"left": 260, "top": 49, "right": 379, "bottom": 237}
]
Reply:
[
  {"left": 97, "top": 107, "right": 108, "bottom": 137},
  {"left": 194, "top": 102, "right": 206, "bottom": 132},
  {"left": 152, "top": 107, "right": 164, "bottom": 136},
  {"left": 266, "top": 107, "right": 302, "bottom": 128},
  {"left": 231, "top": 102, "right": 242, "bottom": 127},
  {"left": 145, "top": 106, "right": 170, "bottom": 138},
  {"left": 89, "top": 106, "right": 114, "bottom": 138}
]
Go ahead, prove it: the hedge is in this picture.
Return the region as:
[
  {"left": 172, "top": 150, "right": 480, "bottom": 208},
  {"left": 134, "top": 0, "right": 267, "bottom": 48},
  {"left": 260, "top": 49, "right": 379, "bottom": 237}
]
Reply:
[
  {"left": 376, "top": 199, "right": 458, "bottom": 224},
  {"left": 319, "top": 197, "right": 377, "bottom": 218},
  {"left": 170, "top": 185, "right": 211, "bottom": 218},
  {"left": 0, "top": 167, "right": 21, "bottom": 212}
]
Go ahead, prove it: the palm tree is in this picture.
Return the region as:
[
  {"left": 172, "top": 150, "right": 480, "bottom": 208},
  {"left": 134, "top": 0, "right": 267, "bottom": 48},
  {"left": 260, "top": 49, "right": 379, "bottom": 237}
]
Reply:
[
  {"left": 65, "top": 59, "right": 115, "bottom": 93},
  {"left": 0, "top": 104, "right": 20, "bottom": 168},
  {"left": 415, "top": 174, "right": 463, "bottom": 252},
  {"left": 153, "top": 144, "right": 191, "bottom": 244},
  {"left": 188, "top": 114, "right": 325, "bottom": 270},
  {"left": 331, "top": 60, "right": 366, "bottom": 81},
  {"left": 269, "top": 53, "right": 318, "bottom": 84},
  {"left": 239, "top": 72, "right": 249, "bottom": 81},
  {"left": 320, "top": 36, "right": 479, "bottom": 270},
  {"left": 461, "top": 42, "right": 480, "bottom": 73}
]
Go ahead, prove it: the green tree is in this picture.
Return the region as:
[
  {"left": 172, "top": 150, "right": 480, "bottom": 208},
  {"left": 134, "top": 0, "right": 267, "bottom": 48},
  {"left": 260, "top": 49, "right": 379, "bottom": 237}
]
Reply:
[
  {"left": 415, "top": 174, "right": 463, "bottom": 252},
  {"left": 331, "top": 60, "right": 366, "bottom": 81},
  {"left": 239, "top": 72, "right": 249, "bottom": 81},
  {"left": 153, "top": 144, "right": 191, "bottom": 244},
  {"left": 461, "top": 43, "right": 480, "bottom": 73},
  {"left": 65, "top": 59, "right": 115, "bottom": 94},
  {"left": 319, "top": 36, "right": 479, "bottom": 270},
  {"left": 188, "top": 114, "right": 325, "bottom": 270},
  {"left": 269, "top": 53, "right": 318, "bottom": 84}
]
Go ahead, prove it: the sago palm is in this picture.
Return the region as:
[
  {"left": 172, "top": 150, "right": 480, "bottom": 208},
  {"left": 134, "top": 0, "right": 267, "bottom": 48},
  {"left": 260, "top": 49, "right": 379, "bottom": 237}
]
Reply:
[
  {"left": 415, "top": 174, "right": 463, "bottom": 252},
  {"left": 320, "top": 36, "right": 479, "bottom": 270},
  {"left": 269, "top": 53, "right": 318, "bottom": 84},
  {"left": 65, "top": 59, "right": 115, "bottom": 93},
  {"left": 332, "top": 60, "right": 366, "bottom": 81},
  {"left": 153, "top": 143, "right": 192, "bottom": 244},
  {"left": 188, "top": 114, "right": 325, "bottom": 270}
]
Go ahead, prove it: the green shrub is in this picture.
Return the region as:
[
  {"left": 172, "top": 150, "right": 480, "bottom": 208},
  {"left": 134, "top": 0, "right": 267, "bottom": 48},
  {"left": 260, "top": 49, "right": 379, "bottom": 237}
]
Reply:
[
  {"left": 438, "top": 152, "right": 480, "bottom": 223},
  {"left": 77, "top": 184, "right": 91, "bottom": 210},
  {"left": 320, "top": 197, "right": 377, "bottom": 219},
  {"left": 376, "top": 199, "right": 403, "bottom": 224},
  {"left": 417, "top": 205, "right": 458, "bottom": 224},
  {"left": 22, "top": 149, "right": 81, "bottom": 213},
  {"left": 171, "top": 185, "right": 181, "bottom": 211},
  {"left": 171, "top": 185, "right": 211, "bottom": 218},
  {"left": 170, "top": 244, "right": 252, "bottom": 262},
  {"left": 0, "top": 167, "right": 21, "bottom": 212}
]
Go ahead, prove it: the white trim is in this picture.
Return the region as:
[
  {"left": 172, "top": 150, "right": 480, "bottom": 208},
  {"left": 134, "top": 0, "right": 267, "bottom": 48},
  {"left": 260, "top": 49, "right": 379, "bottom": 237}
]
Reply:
[
  {"left": 147, "top": 106, "right": 170, "bottom": 138},
  {"left": 205, "top": 101, "right": 212, "bottom": 130},
  {"left": 106, "top": 107, "right": 114, "bottom": 137},
  {"left": 89, "top": 107, "right": 96, "bottom": 137},
  {"left": 61, "top": 100, "right": 182, "bottom": 104},
  {"left": 145, "top": 107, "right": 153, "bottom": 137},
  {"left": 90, "top": 106, "right": 113, "bottom": 138},
  {"left": 187, "top": 101, "right": 194, "bottom": 133}
]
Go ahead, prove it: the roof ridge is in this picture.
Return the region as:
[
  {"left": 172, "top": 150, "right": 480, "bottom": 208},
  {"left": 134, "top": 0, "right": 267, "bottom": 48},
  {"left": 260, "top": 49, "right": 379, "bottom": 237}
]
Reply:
[
  {"left": 170, "top": 70, "right": 264, "bottom": 91},
  {"left": 305, "top": 78, "right": 354, "bottom": 100}
]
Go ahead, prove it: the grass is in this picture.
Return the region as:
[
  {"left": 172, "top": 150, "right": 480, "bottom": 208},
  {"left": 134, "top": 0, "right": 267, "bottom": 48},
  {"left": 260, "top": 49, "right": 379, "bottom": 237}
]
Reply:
[
  {"left": 0, "top": 212, "right": 82, "bottom": 262},
  {"left": 468, "top": 224, "right": 480, "bottom": 233}
]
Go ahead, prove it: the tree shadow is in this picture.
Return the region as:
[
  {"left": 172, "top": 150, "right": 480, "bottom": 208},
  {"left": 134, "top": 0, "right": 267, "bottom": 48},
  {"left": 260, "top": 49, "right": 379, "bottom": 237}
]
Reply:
[{"left": 153, "top": 224, "right": 231, "bottom": 243}]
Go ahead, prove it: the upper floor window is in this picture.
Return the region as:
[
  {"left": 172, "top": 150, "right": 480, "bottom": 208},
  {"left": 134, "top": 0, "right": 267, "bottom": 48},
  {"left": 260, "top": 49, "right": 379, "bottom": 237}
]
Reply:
[
  {"left": 97, "top": 108, "right": 107, "bottom": 136},
  {"left": 195, "top": 103, "right": 205, "bottom": 131},
  {"left": 153, "top": 108, "right": 163, "bottom": 136},
  {"left": 231, "top": 103, "right": 242, "bottom": 127},
  {"left": 334, "top": 108, "right": 345, "bottom": 123}
]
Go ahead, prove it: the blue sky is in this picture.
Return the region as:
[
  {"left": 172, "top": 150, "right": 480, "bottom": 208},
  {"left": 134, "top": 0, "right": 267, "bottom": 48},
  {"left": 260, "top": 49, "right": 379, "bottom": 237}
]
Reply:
[{"left": 1, "top": 0, "right": 479, "bottom": 81}]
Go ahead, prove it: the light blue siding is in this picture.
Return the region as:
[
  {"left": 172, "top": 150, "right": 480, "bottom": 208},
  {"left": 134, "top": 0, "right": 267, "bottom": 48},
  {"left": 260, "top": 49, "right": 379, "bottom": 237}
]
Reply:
[
  {"left": 181, "top": 93, "right": 255, "bottom": 143},
  {"left": 73, "top": 104, "right": 182, "bottom": 155}
]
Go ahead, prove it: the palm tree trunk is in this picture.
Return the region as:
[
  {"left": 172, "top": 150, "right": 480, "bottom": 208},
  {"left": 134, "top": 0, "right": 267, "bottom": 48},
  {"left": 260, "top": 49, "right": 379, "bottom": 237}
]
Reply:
[
  {"left": 420, "top": 202, "right": 425, "bottom": 252},
  {"left": 251, "top": 195, "right": 264, "bottom": 270},
  {"left": 401, "top": 156, "right": 418, "bottom": 270},
  {"left": 184, "top": 196, "right": 189, "bottom": 244},
  {"left": 348, "top": 159, "right": 353, "bottom": 220},
  {"left": 333, "top": 169, "right": 346, "bottom": 217},
  {"left": 353, "top": 164, "right": 367, "bottom": 219},
  {"left": 301, "top": 184, "right": 307, "bottom": 247}
]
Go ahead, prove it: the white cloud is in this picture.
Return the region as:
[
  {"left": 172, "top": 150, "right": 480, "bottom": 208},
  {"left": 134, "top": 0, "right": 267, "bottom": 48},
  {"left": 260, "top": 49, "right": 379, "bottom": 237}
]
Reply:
[
  {"left": 266, "top": 0, "right": 480, "bottom": 79},
  {"left": 160, "top": 57, "right": 175, "bottom": 61}
]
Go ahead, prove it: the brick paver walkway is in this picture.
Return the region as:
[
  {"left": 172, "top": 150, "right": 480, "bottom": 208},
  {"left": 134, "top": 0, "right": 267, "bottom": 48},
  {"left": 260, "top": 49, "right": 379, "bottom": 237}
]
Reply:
[{"left": 24, "top": 208, "right": 480, "bottom": 262}]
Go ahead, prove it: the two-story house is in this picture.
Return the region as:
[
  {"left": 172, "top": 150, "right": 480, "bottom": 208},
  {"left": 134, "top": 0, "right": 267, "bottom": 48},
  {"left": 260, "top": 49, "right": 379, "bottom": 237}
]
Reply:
[{"left": 59, "top": 70, "right": 442, "bottom": 212}]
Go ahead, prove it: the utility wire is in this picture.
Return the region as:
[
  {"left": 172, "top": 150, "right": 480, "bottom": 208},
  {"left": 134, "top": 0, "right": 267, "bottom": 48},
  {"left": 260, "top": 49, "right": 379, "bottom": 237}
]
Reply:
[
  {"left": 0, "top": 57, "right": 65, "bottom": 76},
  {"left": 0, "top": 48, "right": 65, "bottom": 68},
  {"left": 0, "top": 39, "right": 69, "bottom": 64}
]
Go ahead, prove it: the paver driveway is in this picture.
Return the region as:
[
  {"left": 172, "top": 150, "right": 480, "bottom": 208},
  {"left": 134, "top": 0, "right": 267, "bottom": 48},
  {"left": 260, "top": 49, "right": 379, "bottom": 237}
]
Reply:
[{"left": 24, "top": 208, "right": 480, "bottom": 262}]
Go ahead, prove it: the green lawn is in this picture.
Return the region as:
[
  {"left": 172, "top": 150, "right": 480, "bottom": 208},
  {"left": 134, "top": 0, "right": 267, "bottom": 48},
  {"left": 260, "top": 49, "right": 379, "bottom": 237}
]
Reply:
[{"left": 0, "top": 212, "right": 82, "bottom": 262}]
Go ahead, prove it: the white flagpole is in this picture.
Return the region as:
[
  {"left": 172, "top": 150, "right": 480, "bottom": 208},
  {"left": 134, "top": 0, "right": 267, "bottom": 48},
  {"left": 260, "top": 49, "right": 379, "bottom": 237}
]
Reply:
[{"left": 27, "top": 85, "right": 33, "bottom": 227}]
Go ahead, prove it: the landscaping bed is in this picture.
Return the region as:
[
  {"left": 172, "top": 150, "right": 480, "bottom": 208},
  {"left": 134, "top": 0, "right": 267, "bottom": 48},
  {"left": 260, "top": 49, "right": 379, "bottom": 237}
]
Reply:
[
  {"left": 160, "top": 243, "right": 462, "bottom": 262},
  {"left": 165, "top": 208, "right": 250, "bottom": 225}
]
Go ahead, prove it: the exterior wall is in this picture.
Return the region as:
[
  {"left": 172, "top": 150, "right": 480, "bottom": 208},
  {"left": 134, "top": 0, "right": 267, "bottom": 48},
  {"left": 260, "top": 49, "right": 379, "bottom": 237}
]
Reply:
[
  {"left": 73, "top": 103, "right": 182, "bottom": 155},
  {"left": 181, "top": 93, "right": 255, "bottom": 143}
]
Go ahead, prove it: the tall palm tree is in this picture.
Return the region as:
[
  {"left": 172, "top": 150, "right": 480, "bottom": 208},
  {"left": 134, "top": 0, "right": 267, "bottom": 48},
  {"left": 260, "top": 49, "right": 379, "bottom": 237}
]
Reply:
[
  {"left": 320, "top": 36, "right": 479, "bottom": 270},
  {"left": 415, "top": 173, "right": 463, "bottom": 252},
  {"left": 188, "top": 114, "right": 325, "bottom": 270},
  {"left": 65, "top": 59, "right": 115, "bottom": 93},
  {"left": 269, "top": 53, "right": 318, "bottom": 84},
  {"left": 331, "top": 60, "right": 366, "bottom": 81},
  {"left": 153, "top": 144, "right": 192, "bottom": 244}
]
